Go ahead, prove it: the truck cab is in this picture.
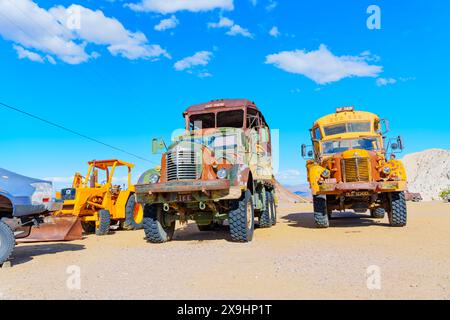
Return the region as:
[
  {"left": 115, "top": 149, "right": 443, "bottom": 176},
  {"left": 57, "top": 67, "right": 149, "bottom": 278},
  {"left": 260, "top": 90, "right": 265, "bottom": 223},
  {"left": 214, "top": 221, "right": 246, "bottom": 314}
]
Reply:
[{"left": 302, "top": 107, "right": 408, "bottom": 228}]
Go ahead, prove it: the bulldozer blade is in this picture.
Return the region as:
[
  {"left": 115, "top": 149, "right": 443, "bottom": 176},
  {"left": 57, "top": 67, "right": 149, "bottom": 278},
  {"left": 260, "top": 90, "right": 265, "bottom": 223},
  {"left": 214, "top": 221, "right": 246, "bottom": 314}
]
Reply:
[{"left": 17, "top": 215, "right": 83, "bottom": 243}]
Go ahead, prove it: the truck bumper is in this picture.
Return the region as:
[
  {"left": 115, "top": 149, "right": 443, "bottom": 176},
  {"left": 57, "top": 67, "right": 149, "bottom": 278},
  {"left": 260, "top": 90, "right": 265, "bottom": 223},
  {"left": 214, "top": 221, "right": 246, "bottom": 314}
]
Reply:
[
  {"left": 318, "top": 181, "right": 407, "bottom": 193},
  {"left": 135, "top": 180, "right": 233, "bottom": 204}
]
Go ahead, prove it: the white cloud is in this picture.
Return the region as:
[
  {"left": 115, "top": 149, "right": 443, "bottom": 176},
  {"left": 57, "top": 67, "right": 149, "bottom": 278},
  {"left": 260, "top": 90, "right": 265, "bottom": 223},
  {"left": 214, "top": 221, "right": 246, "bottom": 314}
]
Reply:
[
  {"left": 266, "top": 44, "right": 383, "bottom": 85},
  {"left": 266, "top": 0, "right": 277, "bottom": 11},
  {"left": 13, "top": 45, "right": 44, "bottom": 63},
  {"left": 275, "top": 169, "right": 306, "bottom": 185},
  {"left": 126, "top": 0, "right": 234, "bottom": 13},
  {"left": 154, "top": 15, "right": 179, "bottom": 31},
  {"left": 376, "top": 77, "right": 397, "bottom": 87},
  {"left": 0, "top": 0, "right": 169, "bottom": 64},
  {"left": 269, "top": 26, "right": 280, "bottom": 37},
  {"left": 208, "top": 17, "right": 253, "bottom": 38},
  {"left": 174, "top": 51, "right": 212, "bottom": 71}
]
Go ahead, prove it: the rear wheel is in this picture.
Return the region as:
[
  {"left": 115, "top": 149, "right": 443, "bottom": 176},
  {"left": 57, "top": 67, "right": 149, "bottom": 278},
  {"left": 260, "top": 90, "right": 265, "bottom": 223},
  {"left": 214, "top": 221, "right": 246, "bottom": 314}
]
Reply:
[
  {"left": 143, "top": 204, "right": 175, "bottom": 243},
  {"left": 370, "top": 207, "right": 385, "bottom": 219},
  {"left": 388, "top": 192, "right": 407, "bottom": 227},
  {"left": 229, "top": 190, "right": 254, "bottom": 242},
  {"left": 258, "top": 191, "right": 272, "bottom": 228},
  {"left": 313, "top": 195, "right": 329, "bottom": 228},
  {"left": 0, "top": 221, "right": 15, "bottom": 265},
  {"left": 95, "top": 210, "right": 111, "bottom": 236},
  {"left": 269, "top": 192, "right": 277, "bottom": 226},
  {"left": 123, "top": 195, "right": 143, "bottom": 230}
]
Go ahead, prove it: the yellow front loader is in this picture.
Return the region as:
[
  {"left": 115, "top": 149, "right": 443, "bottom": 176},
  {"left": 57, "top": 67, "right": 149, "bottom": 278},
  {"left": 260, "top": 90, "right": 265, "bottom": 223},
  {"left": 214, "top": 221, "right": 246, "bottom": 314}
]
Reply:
[{"left": 55, "top": 159, "right": 144, "bottom": 236}]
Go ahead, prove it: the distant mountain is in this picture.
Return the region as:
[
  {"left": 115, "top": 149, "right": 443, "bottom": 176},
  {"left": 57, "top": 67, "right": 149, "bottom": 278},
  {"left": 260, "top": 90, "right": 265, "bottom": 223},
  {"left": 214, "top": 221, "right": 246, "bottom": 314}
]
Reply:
[
  {"left": 282, "top": 183, "right": 312, "bottom": 200},
  {"left": 402, "top": 149, "right": 450, "bottom": 201},
  {"left": 274, "top": 181, "right": 310, "bottom": 204}
]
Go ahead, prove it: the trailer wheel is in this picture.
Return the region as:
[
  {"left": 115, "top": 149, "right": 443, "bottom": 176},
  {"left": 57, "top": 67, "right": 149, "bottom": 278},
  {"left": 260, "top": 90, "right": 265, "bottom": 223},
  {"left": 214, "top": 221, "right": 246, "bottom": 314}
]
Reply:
[
  {"left": 123, "top": 194, "right": 143, "bottom": 230},
  {"left": 258, "top": 191, "right": 272, "bottom": 228},
  {"left": 143, "top": 204, "right": 175, "bottom": 243},
  {"left": 269, "top": 192, "right": 277, "bottom": 226},
  {"left": 313, "top": 195, "right": 330, "bottom": 228},
  {"left": 229, "top": 190, "right": 254, "bottom": 242},
  {"left": 388, "top": 192, "right": 407, "bottom": 227},
  {"left": 0, "top": 220, "right": 15, "bottom": 265},
  {"left": 81, "top": 222, "right": 95, "bottom": 234},
  {"left": 95, "top": 210, "right": 111, "bottom": 236},
  {"left": 370, "top": 207, "right": 385, "bottom": 219}
]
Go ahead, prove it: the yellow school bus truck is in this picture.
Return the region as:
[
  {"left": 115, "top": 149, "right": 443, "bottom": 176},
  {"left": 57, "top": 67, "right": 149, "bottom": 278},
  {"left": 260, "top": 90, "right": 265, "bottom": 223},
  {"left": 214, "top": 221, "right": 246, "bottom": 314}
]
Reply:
[{"left": 302, "top": 106, "right": 407, "bottom": 228}]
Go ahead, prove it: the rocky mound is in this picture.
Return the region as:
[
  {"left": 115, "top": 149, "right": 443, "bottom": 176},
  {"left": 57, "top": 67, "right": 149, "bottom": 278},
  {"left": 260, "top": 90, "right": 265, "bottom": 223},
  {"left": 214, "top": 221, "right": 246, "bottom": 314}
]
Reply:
[{"left": 402, "top": 149, "right": 450, "bottom": 201}]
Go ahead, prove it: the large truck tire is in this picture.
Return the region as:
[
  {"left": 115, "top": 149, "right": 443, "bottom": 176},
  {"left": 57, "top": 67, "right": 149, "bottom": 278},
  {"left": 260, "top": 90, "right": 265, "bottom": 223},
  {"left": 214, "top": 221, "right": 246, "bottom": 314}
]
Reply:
[
  {"left": 123, "top": 195, "right": 143, "bottom": 230},
  {"left": 229, "top": 190, "right": 255, "bottom": 242},
  {"left": 313, "top": 195, "right": 330, "bottom": 228},
  {"left": 269, "top": 192, "right": 277, "bottom": 226},
  {"left": 258, "top": 191, "right": 272, "bottom": 228},
  {"left": 0, "top": 220, "right": 15, "bottom": 265},
  {"left": 143, "top": 204, "right": 175, "bottom": 243},
  {"left": 388, "top": 192, "right": 407, "bottom": 227},
  {"left": 95, "top": 210, "right": 111, "bottom": 236},
  {"left": 370, "top": 207, "right": 386, "bottom": 219}
]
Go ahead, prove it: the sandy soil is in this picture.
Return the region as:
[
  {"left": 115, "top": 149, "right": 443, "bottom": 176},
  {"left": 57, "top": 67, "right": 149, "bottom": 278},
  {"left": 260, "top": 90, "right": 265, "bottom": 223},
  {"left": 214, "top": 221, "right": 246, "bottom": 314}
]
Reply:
[{"left": 0, "top": 201, "right": 449, "bottom": 300}]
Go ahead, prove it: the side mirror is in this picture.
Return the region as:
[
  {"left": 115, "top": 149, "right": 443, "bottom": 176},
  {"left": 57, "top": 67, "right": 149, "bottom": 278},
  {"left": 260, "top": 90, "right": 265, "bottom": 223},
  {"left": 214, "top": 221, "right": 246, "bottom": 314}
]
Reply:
[
  {"left": 308, "top": 150, "right": 314, "bottom": 158},
  {"left": 397, "top": 136, "right": 404, "bottom": 150},
  {"left": 301, "top": 144, "right": 307, "bottom": 157},
  {"left": 381, "top": 119, "right": 390, "bottom": 135},
  {"left": 152, "top": 138, "right": 167, "bottom": 154},
  {"left": 391, "top": 143, "right": 399, "bottom": 150}
]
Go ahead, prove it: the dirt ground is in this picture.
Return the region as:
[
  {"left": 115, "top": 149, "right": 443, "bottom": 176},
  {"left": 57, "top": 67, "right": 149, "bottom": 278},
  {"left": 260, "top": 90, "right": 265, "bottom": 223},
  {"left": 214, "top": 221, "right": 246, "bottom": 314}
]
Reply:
[{"left": 0, "top": 201, "right": 449, "bottom": 300}]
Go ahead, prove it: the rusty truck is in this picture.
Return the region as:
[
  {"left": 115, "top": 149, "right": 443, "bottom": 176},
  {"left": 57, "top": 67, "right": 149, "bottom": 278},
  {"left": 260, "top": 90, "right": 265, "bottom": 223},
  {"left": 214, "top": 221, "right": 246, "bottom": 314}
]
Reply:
[
  {"left": 135, "top": 99, "right": 276, "bottom": 243},
  {"left": 302, "top": 106, "right": 408, "bottom": 228}
]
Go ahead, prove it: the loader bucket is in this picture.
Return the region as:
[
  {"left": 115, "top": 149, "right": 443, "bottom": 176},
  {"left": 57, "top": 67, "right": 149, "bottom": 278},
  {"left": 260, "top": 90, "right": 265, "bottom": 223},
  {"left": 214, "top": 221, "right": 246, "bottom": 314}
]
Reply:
[{"left": 17, "top": 215, "right": 83, "bottom": 243}]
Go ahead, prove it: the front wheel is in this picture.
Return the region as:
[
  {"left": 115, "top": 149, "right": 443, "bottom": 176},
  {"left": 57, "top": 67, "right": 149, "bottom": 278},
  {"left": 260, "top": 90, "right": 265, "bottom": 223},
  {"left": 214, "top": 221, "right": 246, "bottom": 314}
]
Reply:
[
  {"left": 313, "top": 195, "right": 330, "bottom": 228},
  {"left": 95, "top": 210, "right": 111, "bottom": 236},
  {"left": 388, "top": 192, "right": 407, "bottom": 227},
  {"left": 143, "top": 204, "right": 175, "bottom": 243},
  {"left": 0, "top": 221, "right": 15, "bottom": 265},
  {"left": 229, "top": 190, "right": 254, "bottom": 242}
]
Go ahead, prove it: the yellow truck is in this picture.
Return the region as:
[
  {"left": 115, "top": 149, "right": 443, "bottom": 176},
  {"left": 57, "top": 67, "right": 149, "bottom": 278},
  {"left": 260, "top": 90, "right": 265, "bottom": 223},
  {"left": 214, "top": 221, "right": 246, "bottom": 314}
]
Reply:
[{"left": 302, "top": 106, "right": 407, "bottom": 228}]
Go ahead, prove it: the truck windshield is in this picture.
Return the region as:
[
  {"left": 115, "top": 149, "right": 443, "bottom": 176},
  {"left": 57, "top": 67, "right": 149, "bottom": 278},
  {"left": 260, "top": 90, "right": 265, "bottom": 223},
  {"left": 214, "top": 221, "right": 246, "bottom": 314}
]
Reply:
[
  {"left": 189, "top": 110, "right": 244, "bottom": 130},
  {"left": 321, "top": 137, "right": 380, "bottom": 155},
  {"left": 323, "top": 122, "right": 371, "bottom": 136}
]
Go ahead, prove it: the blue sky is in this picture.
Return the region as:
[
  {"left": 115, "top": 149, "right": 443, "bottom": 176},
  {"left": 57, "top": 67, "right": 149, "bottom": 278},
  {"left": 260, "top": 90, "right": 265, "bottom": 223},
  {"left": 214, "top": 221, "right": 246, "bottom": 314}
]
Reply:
[{"left": 0, "top": 0, "right": 449, "bottom": 189}]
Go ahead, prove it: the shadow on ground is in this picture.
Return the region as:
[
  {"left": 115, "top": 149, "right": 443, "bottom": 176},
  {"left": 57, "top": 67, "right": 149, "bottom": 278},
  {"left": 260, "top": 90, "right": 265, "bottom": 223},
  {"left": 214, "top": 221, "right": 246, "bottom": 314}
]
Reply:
[
  {"left": 11, "top": 243, "right": 85, "bottom": 266},
  {"left": 283, "top": 211, "right": 390, "bottom": 229}
]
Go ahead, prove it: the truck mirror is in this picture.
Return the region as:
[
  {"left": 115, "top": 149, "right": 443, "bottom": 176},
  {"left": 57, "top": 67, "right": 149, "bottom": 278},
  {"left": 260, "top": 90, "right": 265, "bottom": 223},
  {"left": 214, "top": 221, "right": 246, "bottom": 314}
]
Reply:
[
  {"left": 308, "top": 150, "right": 314, "bottom": 157},
  {"left": 152, "top": 138, "right": 166, "bottom": 154},
  {"left": 301, "top": 144, "right": 307, "bottom": 157},
  {"left": 391, "top": 143, "right": 399, "bottom": 150},
  {"left": 397, "top": 136, "right": 404, "bottom": 150},
  {"left": 382, "top": 119, "right": 390, "bottom": 135}
]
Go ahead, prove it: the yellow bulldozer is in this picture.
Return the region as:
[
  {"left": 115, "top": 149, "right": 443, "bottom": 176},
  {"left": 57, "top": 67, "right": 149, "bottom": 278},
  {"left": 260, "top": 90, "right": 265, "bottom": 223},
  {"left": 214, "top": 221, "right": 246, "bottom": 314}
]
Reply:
[{"left": 54, "top": 159, "right": 144, "bottom": 235}]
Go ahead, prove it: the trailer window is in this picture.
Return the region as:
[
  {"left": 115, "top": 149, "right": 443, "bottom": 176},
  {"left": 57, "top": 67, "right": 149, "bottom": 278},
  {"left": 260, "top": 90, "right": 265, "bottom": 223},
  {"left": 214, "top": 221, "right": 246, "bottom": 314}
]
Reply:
[
  {"left": 190, "top": 113, "right": 215, "bottom": 130},
  {"left": 217, "top": 110, "right": 244, "bottom": 128}
]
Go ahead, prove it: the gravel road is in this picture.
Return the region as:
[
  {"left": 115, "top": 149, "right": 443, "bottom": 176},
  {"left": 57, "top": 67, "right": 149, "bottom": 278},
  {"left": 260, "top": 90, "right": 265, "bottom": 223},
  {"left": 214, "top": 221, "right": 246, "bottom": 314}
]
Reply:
[{"left": 1, "top": 201, "right": 449, "bottom": 299}]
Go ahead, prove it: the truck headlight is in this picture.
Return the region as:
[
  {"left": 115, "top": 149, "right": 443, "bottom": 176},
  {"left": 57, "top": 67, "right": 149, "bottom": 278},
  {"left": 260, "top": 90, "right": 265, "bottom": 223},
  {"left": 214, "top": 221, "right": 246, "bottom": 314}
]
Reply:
[
  {"left": 382, "top": 166, "right": 391, "bottom": 175},
  {"left": 30, "top": 182, "right": 53, "bottom": 205},
  {"left": 149, "top": 174, "right": 160, "bottom": 184},
  {"left": 217, "top": 168, "right": 228, "bottom": 179},
  {"left": 321, "top": 169, "right": 331, "bottom": 178}
]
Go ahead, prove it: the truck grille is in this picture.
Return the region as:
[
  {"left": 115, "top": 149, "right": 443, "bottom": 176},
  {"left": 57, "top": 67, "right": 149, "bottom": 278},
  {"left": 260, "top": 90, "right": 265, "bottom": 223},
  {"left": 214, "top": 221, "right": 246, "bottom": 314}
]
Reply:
[
  {"left": 342, "top": 157, "right": 370, "bottom": 182},
  {"left": 166, "top": 147, "right": 198, "bottom": 181}
]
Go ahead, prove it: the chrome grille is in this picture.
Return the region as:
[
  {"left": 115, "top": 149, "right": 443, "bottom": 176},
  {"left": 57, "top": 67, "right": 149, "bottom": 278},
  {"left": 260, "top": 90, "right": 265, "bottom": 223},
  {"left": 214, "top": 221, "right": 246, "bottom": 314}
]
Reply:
[
  {"left": 342, "top": 157, "right": 370, "bottom": 182},
  {"left": 166, "top": 147, "right": 198, "bottom": 181}
]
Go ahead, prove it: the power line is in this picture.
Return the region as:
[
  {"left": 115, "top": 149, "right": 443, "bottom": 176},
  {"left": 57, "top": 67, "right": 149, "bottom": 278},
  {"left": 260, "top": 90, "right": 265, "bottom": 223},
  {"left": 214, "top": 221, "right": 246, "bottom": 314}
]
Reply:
[{"left": 0, "top": 101, "right": 157, "bottom": 164}]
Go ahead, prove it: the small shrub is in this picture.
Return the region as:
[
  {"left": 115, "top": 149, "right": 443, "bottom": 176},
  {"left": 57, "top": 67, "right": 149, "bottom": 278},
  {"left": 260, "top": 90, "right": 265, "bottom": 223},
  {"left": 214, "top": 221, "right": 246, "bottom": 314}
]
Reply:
[{"left": 439, "top": 188, "right": 450, "bottom": 201}]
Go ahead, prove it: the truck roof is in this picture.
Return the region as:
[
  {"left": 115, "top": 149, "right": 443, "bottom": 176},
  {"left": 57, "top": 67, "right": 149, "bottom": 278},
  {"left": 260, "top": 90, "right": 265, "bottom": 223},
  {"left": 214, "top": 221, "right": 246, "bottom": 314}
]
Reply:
[
  {"left": 314, "top": 109, "right": 380, "bottom": 127},
  {"left": 183, "top": 99, "right": 259, "bottom": 115},
  {"left": 88, "top": 159, "right": 134, "bottom": 169}
]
